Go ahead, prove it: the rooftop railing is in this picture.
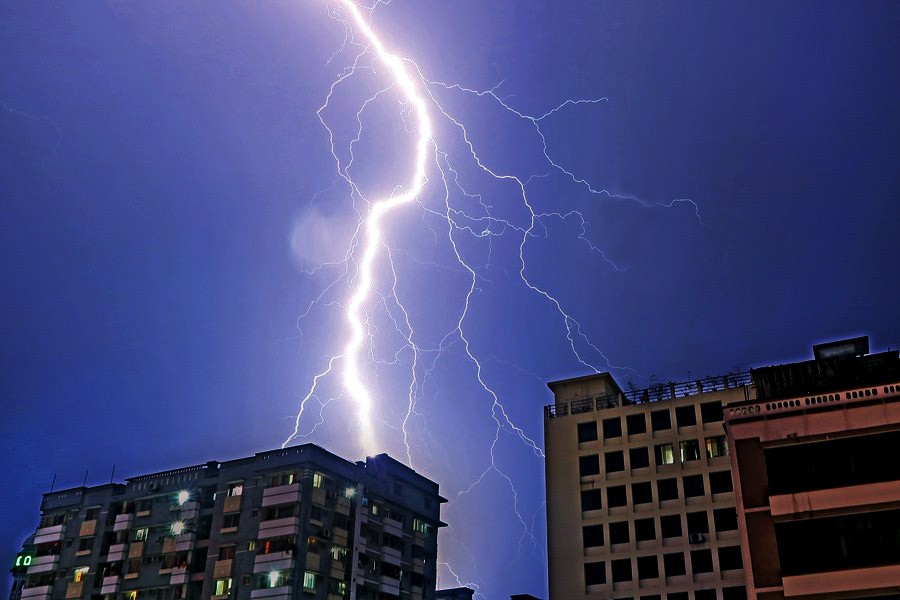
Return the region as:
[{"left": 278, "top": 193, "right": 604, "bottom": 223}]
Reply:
[{"left": 545, "top": 371, "right": 753, "bottom": 419}]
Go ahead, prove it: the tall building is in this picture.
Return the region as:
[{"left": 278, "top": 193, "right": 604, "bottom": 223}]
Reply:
[
  {"left": 725, "top": 337, "right": 900, "bottom": 600},
  {"left": 434, "top": 588, "right": 473, "bottom": 600},
  {"left": 544, "top": 372, "right": 751, "bottom": 600},
  {"left": 14, "top": 444, "right": 446, "bottom": 600}
]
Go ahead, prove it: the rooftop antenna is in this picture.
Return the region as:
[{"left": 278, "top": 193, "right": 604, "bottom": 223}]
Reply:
[
  {"left": 49, "top": 473, "right": 57, "bottom": 493},
  {"left": 83, "top": 469, "right": 89, "bottom": 488},
  {"left": 110, "top": 465, "right": 116, "bottom": 484}
]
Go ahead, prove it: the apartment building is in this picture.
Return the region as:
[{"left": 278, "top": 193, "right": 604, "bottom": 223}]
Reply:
[
  {"left": 544, "top": 372, "right": 750, "bottom": 600},
  {"left": 13, "top": 444, "right": 446, "bottom": 600},
  {"left": 725, "top": 337, "right": 900, "bottom": 600}
]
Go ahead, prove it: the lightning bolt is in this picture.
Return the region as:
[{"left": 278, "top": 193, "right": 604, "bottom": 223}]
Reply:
[{"left": 285, "top": 1, "right": 699, "bottom": 594}]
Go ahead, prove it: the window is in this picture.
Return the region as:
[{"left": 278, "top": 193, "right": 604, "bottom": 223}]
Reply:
[
  {"left": 719, "top": 546, "right": 743, "bottom": 570},
  {"left": 603, "top": 417, "right": 622, "bottom": 439},
  {"left": 84, "top": 508, "right": 99, "bottom": 520},
  {"left": 583, "top": 525, "right": 604, "bottom": 548},
  {"left": 330, "top": 546, "right": 348, "bottom": 561},
  {"left": 687, "top": 511, "right": 709, "bottom": 534},
  {"left": 264, "top": 506, "right": 296, "bottom": 521},
  {"left": 312, "top": 473, "right": 324, "bottom": 488},
  {"left": 668, "top": 594, "right": 689, "bottom": 600},
  {"left": 247, "top": 541, "right": 257, "bottom": 552},
  {"left": 658, "top": 478, "right": 678, "bottom": 501},
  {"left": 579, "top": 455, "right": 600, "bottom": 477},
  {"left": 302, "top": 571, "right": 318, "bottom": 590},
  {"left": 695, "top": 590, "right": 716, "bottom": 600},
  {"left": 713, "top": 508, "right": 738, "bottom": 532},
  {"left": 412, "top": 518, "right": 430, "bottom": 536},
  {"left": 581, "top": 490, "right": 602, "bottom": 512},
  {"left": 73, "top": 567, "right": 89, "bottom": 583},
  {"left": 133, "top": 528, "right": 149, "bottom": 542},
  {"left": 607, "top": 485, "right": 627, "bottom": 508},
  {"left": 218, "top": 546, "right": 236, "bottom": 560},
  {"left": 700, "top": 401, "right": 724, "bottom": 423},
  {"left": 270, "top": 473, "right": 294, "bottom": 487},
  {"left": 660, "top": 515, "right": 682, "bottom": 538},
  {"left": 629, "top": 447, "right": 650, "bottom": 469},
  {"left": 663, "top": 553, "right": 686, "bottom": 577},
  {"left": 605, "top": 451, "right": 625, "bottom": 473},
  {"left": 136, "top": 499, "right": 152, "bottom": 513},
  {"left": 722, "top": 587, "right": 747, "bottom": 600},
  {"left": 78, "top": 537, "right": 94, "bottom": 552},
  {"left": 675, "top": 405, "right": 697, "bottom": 427},
  {"left": 577, "top": 421, "right": 598, "bottom": 443},
  {"left": 709, "top": 471, "right": 734, "bottom": 494},
  {"left": 227, "top": 483, "right": 243, "bottom": 497},
  {"left": 609, "top": 521, "right": 629, "bottom": 545},
  {"left": 706, "top": 436, "right": 728, "bottom": 458},
  {"left": 634, "top": 518, "right": 655, "bottom": 542},
  {"left": 637, "top": 556, "right": 659, "bottom": 580},
  {"left": 584, "top": 561, "right": 606, "bottom": 585},
  {"left": 691, "top": 549, "right": 714, "bottom": 573},
  {"left": 214, "top": 579, "right": 232, "bottom": 596},
  {"left": 680, "top": 440, "right": 701, "bottom": 462},
  {"left": 650, "top": 409, "right": 671, "bottom": 431},
  {"left": 632, "top": 482, "right": 652, "bottom": 504},
  {"left": 611, "top": 558, "right": 632, "bottom": 582},
  {"left": 306, "top": 536, "right": 321, "bottom": 554},
  {"left": 654, "top": 443, "right": 675, "bottom": 465},
  {"left": 262, "top": 570, "right": 290, "bottom": 588},
  {"left": 626, "top": 414, "right": 647, "bottom": 435},
  {"left": 683, "top": 474, "right": 705, "bottom": 497},
  {"left": 222, "top": 514, "right": 240, "bottom": 529}
]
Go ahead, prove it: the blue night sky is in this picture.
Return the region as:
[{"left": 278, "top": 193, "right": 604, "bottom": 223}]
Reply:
[{"left": 2, "top": 2, "right": 900, "bottom": 598}]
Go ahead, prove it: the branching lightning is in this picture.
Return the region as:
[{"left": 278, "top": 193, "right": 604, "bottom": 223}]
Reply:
[{"left": 284, "top": 1, "right": 699, "bottom": 594}]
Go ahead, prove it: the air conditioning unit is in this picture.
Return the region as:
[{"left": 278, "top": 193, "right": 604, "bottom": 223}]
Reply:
[{"left": 688, "top": 532, "right": 706, "bottom": 544}]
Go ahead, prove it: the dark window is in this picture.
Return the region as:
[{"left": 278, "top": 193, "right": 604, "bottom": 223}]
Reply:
[
  {"left": 660, "top": 515, "right": 682, "bottom": 538},
  {"left": 218, "top": 546, "right": 235, "bottom": 560},
  {"left": 657, "top": 478, "right": 678, "bottom": 501},
  {"left": 584, "top": 562, "right": 606, "bottom": 586},
  {"left": 713, "top": 508, "right": 738, "bottom": 532},
  {"left": 78, "top": 537, "right": 94, "bottom": 552},
  {"left": 679, "top": 439, "right": 701, "bottom": 462},
  {"left": 632, "top": 482, "right": 652, "bottom": 505},
  {"left": 578, "top": 421, "right": 598, "bottom": 443},
  {"left": 611, "top": 558, "right": 632, "bottom": 582},
  {"left": 675, "top": 405, "right": 697, "bottom": 427},
  {"left": 222, "top": 514, "right": 240, "bottom": 528},
  {"left": 718, "top": 546, "right": 743, "bottom": 571},
  {"left": 606, "top": 451, "right": 625, "bottom": 473},
  {"left": 700, "top": 401, "right": 724, "bottom": 423},
  {"left": 583, "top": 525, "right": 604, "bottom": 548},
  {"left": 629, "top": 447, "right": 650, "bottom": 469},
  {"left": 695, "top": 590, "right": 716, "bottom": 600},
  {"left": 683, "top": 474, "right": 705, "bottom": 497},
  {"left": 637, "top": 556, "right": 659, "bottom": 580},
  {"left": 691, "top": 549, "right": 714, "bottom": 574},
  {"left": 641, "top": 596, "right": 661, "bottom": 600},
  {"left": 579, "top": 455, "right": 600, "bottom": 477},
  {"left": 634, "top": 518, "right": 655, "bottom": 542},
  {"left": 609, "top": 521, "right": 629, "bottom": 545},
  {"left": 687, "top": 511, "right": 709, "bottom": 534},
  {"left": 668, "top": 593, "right": 689, "bottom": 600},
  {"left": 650, "top": 409, "right": 671, "bottom": 431},
  {"left": 709, "top": 471, "right": 734, "bottom": 494},
  {"left": 607, "top": 485, "right": 627, "bottom": 508},
  {"left": 722, "top": 587, "right": 747, "bottom": 600},
  {"left": 603, "top": 417, "right": 623, "bottom": 439},
  {"left": 663, "top": 553, "right": 686, "bottom": 577},
  {"left": 626, "top": 414, "right": 647, "bottom": 435},
  {"left": 581, "top": 490, "right": 602, "bottom": 512}
]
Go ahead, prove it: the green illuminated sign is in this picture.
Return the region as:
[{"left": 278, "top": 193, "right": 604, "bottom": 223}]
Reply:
[{"left": 12, "top": 554, "right": 33, "bottom": 572}]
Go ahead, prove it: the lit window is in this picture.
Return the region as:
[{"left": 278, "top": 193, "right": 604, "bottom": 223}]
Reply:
[
  {"left": 214, "top": 578, "right": 232, "bottom": 596},
  {"left": 247, "top": 541, "right": 257, "bottom": 552},
  {"left": 302, "top": 572, "right": 317, "bottom": 590},
  {"left": 266, "top": 571, "right": 286, "bottom": 588},
  {"left": 170, "top": 521, "right": 186, "bottom": 536},
  {"left": 412, "top": 519, "right": 430, "bottom": 536},
  {"left": 330, "top": 545, "right": 347, "bottom": 561},
  {"left": 73, "top": 567, "right": 89, "bottom": 583},
  {"left": 125, "top": 592, "right": 137, "bottom": 600},
  {"left": 228, "top": 483, "right": 243, "bottom": 497},
  {"left": 680, "top": 440, "right": 701, "bottom": 462},
  {"left": 176, "top": 490, "right": 190, "bottom": 506},
  {"left": 655, "top": 443, "right": 675, "bottom": 465},
  {"left": 312, "top": 473, "right": 324, "bottom": 488},
  {"left": 706, "top": 436, "right": 728, "bottom": 458},
  {"left": 133, "top": 528, "right": 149, "bottom": 542}
]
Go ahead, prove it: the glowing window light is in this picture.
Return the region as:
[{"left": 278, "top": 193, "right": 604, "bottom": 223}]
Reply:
[
  {"left": 176, "top": 490, "right": 190, "bottom": 505},
  {"left": 267, "top": 571, "right": 282, "bottom": 588},
  {"left": 344, "top": 486, "right": 356, "bottom": 499},
  {"left": 170, "top": 521, "right": 186, "bottom": 536}
]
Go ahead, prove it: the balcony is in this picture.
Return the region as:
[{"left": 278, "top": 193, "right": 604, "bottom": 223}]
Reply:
[
  {"left": 783, "top": 564, "right": 900, "bottom": 597},
  {"left": 383, "top": 518, "right": 403, "bottom": 537},
  {"left": 262, "top": 483, "right": 300, "bottom": 508},
  {"left": 26, "top": 555, "right": 59, "bottom": 574},
  {"left": 258, "top": 516, "right": 300, "bottom": 539},
  {"left": 170, "top": 566, "right": 188, "bottom": 585},
  {"left": 380, "top": 576, "right": 400, "bottom": 596},
  {"left": 79, "top": 520, "right": 97, "bottom": 537},
  {"left": 178, "top": 501, "right": 199, "bottom": 521},
  {"left": 34, "top": 524, "right": 66, "bottom": 545},
  {"left": 112, "top": 514, "right": 133, "bottom": 532},
  {"left": 21, "top": 586, "right": 52, "bottom": 600},
  {"left": 107, "top": 544, "right": 127, "bottom": 562},
  {"left": 253, "top": 551, "right": 294, "bottom": 574},
  {"left": 175, "top": 533, "right": 194, "bottom": 552},
  {"left": 65, "top": 581, "right": 84, "bottom": 599},
  {"left": 250, "top": 586, "right": 291, "bottom": 600},
  {"left": 381, "top": 547, "right": 402, "bottom": 566},
  {"left": 128, "top": 541, "right": 144, "bottom": 559},
  {"left": 100, "top": 576, "right": 119, "bottom": 595},
  {"left": 213, "top": 559, "right": 232, "bottom": 579}
]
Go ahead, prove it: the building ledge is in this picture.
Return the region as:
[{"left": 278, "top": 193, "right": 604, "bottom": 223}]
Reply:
[
  {"left": 783, "top": 564, "right": 900, "bottom": 596},
  {"left": 771, "top": 480, "right": 900, "bottom": 517}
]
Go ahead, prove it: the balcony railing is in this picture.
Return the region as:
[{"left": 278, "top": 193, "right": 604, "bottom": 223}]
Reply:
[{"left": 545, "top": 371, "right": 753, "bottom": 418}]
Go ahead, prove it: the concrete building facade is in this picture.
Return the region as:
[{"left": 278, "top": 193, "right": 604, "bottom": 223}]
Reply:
[
  {"left": 544, "top": 372, "right": 751, "bottom": 600},
  {"left": 725, "top": 337, "right": 900, "bottom": 600},
  {"left": 13, "top": 445, "right": 445, "bottom": 600}
]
